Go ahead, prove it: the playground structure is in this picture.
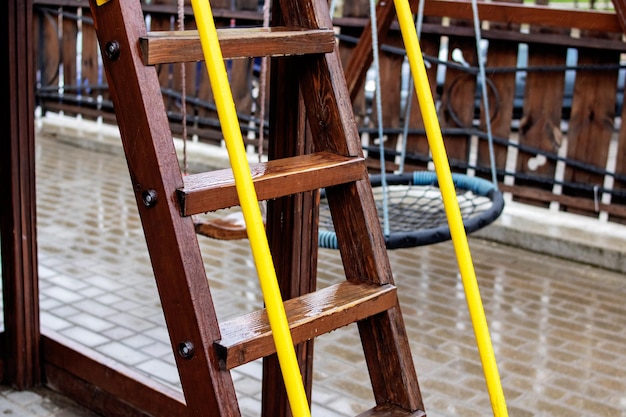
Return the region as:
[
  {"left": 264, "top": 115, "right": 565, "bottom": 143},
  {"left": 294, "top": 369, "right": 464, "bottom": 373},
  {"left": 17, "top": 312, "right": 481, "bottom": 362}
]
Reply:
[{"left": 3, "top": 0, "right": 626, "bottom": 416}]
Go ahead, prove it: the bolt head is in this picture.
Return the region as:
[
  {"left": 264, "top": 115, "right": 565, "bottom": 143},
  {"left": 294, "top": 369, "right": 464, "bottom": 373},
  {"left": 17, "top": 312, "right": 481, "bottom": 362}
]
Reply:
[
  {"left": 142, "top": 189, "right": 158, "bottom": 207},
  {"left": 178, "top": 341, "right": 195, "bottom": 359},
  {"left": 105, "top": 40, "right": 120, "bottom": 61}
]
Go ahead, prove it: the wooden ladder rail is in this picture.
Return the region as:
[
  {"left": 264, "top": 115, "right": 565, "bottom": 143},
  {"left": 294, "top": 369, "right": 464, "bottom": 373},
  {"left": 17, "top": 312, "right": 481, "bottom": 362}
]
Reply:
[{"left": 88, "top": 0, "right": 426, "bottom": 415}]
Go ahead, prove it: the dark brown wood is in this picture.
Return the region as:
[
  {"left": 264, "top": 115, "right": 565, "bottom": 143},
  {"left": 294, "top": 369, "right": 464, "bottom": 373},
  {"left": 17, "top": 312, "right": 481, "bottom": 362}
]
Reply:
[
  {"left": 423, "top": 0, "right": 622, "bottom": 33},
  {"left": 499, "top": 184, "right": 626, "bottom": 218},
  {"left": 439, "top": 35, "right": 476, "bottom": 165},
  {"left": 477, "top": 0, "right": 522, "bottom": 180},
  {"left": 178, "top": 152, "right": 366, "bottom": 215},
  {"left": 88, "top": 1, "right": 239, "bottom": 415},
  {"left": 369, "top": 31, "right": 406, "bottom": 168},
  {"left": 478, "top": 38, "right": 517, "bottom": 179},
  {"left": 356, "top": 404, "right": 427, "bottom": 416},
  {"left": 276, "top": 0, "right": 425, "bottom": 412},
  {"left": 1, "top": 0, "right": 41, "bottom": 389},
  {"left": 42, "top": 332, "right": 187, "bottom": 417},
  {"left": 262, "top": 19, "right": 316, "bottom": 413},
  {"left": 34, "top": 4, "right": 61, "bottom": 90},
  {"left": 141, "top": 27, "right": 337, "bottom": 65},
  {"left": 89, "top": 0, "right": 426, "bottom": 415},
  {"left": 194, "top": 214, "right": 249, "bottom": 240},
  {"left": 516, "top": 42, "right": 567, "bottom": 198},
  {"left": 402, "top": 31, "right": 440, "bottom": 171},
  {"left": 216, "top": 282, "right": 398, "bottom": 370},
  {"left": 564, "top": 47, "right": 619, "bottom": 207},
  {"left": 81, "top": 7, "right": 106, "bottom": 121},
  {"left": 335, "top": 14, "right": 625, "bottom": 51},
  {"left": 613, "top": 0, "right": 626, "bottom": 33},
  {"left": 344, "top": 0, "right": 398, "bottom": 101}
]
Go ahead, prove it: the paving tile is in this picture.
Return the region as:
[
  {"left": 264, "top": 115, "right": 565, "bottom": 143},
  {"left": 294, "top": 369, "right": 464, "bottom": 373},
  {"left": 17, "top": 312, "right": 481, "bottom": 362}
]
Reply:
[
  {"left": 96, "top": 342, "right": 150, "bottom": 366},
  {"left": 3, "top": 129, "right": 626, "bottom": 417},
  {"left": 59, "top": 326, "right": 110, "bottom": 348}
]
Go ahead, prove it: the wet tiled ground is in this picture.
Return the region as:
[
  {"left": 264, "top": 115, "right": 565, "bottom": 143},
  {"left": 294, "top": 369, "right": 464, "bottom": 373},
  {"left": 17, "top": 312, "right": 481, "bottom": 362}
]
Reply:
[{"left": 2, "top": 126, "right": 626, "bottom": 417}]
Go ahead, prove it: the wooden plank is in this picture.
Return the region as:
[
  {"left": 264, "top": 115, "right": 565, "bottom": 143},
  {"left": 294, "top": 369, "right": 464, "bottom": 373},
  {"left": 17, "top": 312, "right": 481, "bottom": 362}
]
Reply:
[
  {"left": 402, "top": 31, "right": 440, "bottom": 172},
  {"left": 1, "top": 0, "right": 41, "bottom": 389},
  {"left": 476, "top": 0, "right": 522, "bottom": 181},
  {"left": 343, "top": 0, "right": 398, "bottom": 101},
  {"left": 42, "top": 332, "right": 186, "bottom": 417},
  {"left": 140, "top": 27, "right": 337, "bottom": 65},
  {"left": 356, "top": 404, "right": 427, "bottom": 416},
  {"left": 336, "top": 17, "right": 626, "bottom": 51},
  {"left": 34, "top": 6, "right": 61, "bottom": 90},
  {"left": 439, "top": 34, "right": 476, "bottom": 166},
  {"left": 500, "top": 184, "right": 626, "bottom": 218},
  {"left": 178, "top": 152, "right": 366, "bottom": 215},
  {"left": 563, "top": 46, "right": 619, "bottom": 211},
  {"left": 216, "top": 282, "right": 398, "bottom": 370},
  {"left": 515, "top": 42, "right": 567, "bottom": 200},
  {"left": 611, "top": 0, "right": 626, "bottom": 33},
  {"left": 423, "top": 0, "right": 622, "bottom": 33}
]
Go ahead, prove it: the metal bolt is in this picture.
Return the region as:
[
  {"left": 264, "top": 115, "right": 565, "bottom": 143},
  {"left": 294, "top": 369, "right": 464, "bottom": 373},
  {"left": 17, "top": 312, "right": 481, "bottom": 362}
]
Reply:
[
  {"left": 142, "top": 189, "right": 158, "bottom": 207},
  {"left": 178, "top": 341, "right": 195, "bottom": 359},
  {"left": 105, "top": 40, "right": 120, "bottom": 61}
]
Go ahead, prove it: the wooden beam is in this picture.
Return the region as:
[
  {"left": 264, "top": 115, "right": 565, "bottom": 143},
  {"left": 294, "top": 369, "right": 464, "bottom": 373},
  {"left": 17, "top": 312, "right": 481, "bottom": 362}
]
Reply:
[
  {"left": 1, "top": 0, "right": 41, "bottom": 389},
  {"left": 42, "top": 332, "right": 187, "bottom": 417},
  {"left": 423, "top": 0, "right": 622, "bottom": 33},
  {"left": 612, "top": 0, "right": 626, "bottom": 34}
]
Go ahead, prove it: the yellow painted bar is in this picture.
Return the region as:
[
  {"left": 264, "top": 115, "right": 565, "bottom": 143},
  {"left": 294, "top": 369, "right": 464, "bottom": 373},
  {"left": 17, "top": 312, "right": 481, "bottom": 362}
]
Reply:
[
  {"left": 392, "top": 0, "right": 509, "bottom": 416},
  {"left": 190, "top": 1, "right": 311, "bottom": 416}
]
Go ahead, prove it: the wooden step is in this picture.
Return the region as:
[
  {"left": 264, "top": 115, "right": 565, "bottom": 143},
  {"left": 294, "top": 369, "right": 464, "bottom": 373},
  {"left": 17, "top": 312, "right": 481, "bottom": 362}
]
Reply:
[
  {"left": 215, "top": 281, "right": 398, "bottom": 370},
  {"left": 177, "top": 152, "right": 365, "bottom": 216},
  {"left": 356, "top": 405, "right": 427, "bottom": 416},
  {"left": 140, "top": 26, "right": 336, "bottom": 65}
]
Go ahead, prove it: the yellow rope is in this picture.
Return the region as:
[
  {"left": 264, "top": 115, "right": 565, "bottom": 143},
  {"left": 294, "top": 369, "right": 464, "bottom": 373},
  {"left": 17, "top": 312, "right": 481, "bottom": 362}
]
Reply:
[
  {"left": 392, "top": 0, "right": 509, "bottom": 415},
  {"left": 190, "top": 1, "right": 310, "bottom": 415}
]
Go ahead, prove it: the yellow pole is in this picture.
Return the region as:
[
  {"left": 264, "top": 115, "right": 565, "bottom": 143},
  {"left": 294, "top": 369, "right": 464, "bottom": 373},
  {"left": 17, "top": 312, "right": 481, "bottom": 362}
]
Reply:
[
  {"left": 392, "top": 1, "right": 509, "bottom": 416},
  {"left": 190, "top": 1, "right": 311, "bottom": 416}
]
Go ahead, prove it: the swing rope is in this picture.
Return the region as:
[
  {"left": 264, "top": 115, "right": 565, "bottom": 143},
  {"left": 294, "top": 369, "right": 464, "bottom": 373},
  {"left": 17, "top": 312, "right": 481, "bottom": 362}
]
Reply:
[
  {"left": 190, "top": 1, "right": 310, "bottom": 415},
  {"left": 392, "top": 0, "right": 509, "bottom": 415},
  {"left": 471, "top": 0, "right": 498, "bottom": 188},
  {"left": 369, "top": 0, "right": 391, "bottom": 236}
]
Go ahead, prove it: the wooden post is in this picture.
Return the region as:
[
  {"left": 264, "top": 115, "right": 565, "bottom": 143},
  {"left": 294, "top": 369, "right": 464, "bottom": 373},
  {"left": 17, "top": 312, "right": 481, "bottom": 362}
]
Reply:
[
  {"left": 261, "top": 3, "right": 317, "bottom": 415},
  {"left": 0, "top": 0, "right": 41, "bottom": 389}
]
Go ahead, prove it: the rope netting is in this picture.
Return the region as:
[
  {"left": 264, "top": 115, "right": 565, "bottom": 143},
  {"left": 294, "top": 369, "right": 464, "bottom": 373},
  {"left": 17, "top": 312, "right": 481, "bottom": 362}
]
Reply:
[{"left": 318, "top": 172, "right": 504, "bottom": 250}]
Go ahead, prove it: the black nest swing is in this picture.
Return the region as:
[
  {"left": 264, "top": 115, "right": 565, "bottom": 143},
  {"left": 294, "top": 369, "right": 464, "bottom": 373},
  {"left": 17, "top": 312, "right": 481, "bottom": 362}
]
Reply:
[{"left": 318, "top": 171, "right": 505, "bottom": 250}]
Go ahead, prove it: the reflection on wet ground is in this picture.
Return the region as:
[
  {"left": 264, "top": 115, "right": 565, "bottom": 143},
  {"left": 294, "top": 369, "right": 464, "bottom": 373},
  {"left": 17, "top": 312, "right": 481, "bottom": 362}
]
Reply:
[{"left": 1, "top": 131, "right": 625, "bottom": 417}]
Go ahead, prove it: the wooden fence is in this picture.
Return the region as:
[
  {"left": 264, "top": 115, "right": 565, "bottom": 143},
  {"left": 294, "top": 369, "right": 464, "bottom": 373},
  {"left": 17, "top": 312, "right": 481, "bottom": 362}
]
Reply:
[{"left": 33, "top": 0, "right": 626, "bottom": 223}]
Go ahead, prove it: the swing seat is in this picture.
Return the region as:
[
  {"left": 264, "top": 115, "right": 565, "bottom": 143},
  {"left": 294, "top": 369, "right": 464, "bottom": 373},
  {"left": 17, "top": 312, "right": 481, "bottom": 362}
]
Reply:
[{"left": 195, "top": 212, "right": 249, "bottom": 240}]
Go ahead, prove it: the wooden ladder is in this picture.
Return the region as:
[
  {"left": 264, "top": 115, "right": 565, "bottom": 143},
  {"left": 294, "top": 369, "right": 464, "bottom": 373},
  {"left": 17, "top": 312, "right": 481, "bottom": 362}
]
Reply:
[{"left": 88, "top": 0, "right": 425, "bottom": 416}]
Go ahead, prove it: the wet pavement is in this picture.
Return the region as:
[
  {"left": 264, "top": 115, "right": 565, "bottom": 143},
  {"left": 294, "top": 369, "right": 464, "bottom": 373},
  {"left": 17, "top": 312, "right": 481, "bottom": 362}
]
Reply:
[{"left": 1, "top": 117, "right": 626, "bottom": 417}]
